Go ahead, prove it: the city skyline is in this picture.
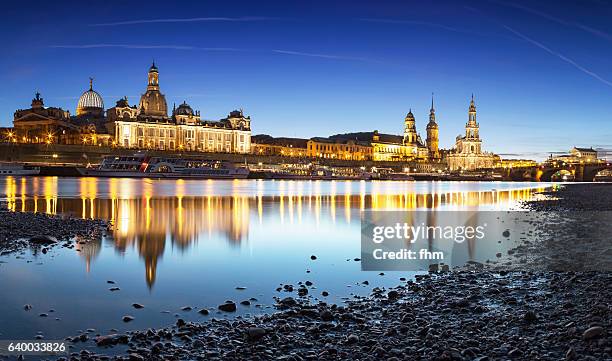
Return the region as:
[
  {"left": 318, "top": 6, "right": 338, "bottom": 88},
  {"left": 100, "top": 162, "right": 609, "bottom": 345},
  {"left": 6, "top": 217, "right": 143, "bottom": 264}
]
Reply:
[{"left": 1, "top": 0, "right": 611, "bottom": 160}]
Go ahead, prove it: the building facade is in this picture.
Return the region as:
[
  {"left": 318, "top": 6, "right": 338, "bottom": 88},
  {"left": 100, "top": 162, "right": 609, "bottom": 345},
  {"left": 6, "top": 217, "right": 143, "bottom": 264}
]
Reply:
[
  {"left": 307, "top": 137, "right": 372, "bottom": 160},
  {"left": 9, "top": 63, "right": 251, "bottom": 153},
  {"left": 112, "top": 64, "right": 251, "bottom": 153},
  {"left": 251, "top": 135, "right": 308, "bottom": 157},
  {"left": 447, "top": 96, "right": 499, "bottom": 170}
]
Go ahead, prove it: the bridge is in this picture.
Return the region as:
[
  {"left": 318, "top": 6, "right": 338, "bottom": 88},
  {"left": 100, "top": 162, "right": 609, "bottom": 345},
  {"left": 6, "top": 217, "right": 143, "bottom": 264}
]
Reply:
[{"left": 500, "top": 161, "right": 612, "bottom": 182}]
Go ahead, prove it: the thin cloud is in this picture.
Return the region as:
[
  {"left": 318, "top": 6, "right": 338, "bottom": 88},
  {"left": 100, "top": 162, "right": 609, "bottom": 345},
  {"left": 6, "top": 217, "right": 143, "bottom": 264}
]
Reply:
[
  {"left": 272, "top": 50, "right": 376, "bottom": 63},
  {"left": 358, "top": 17, "right": 517, "bottom": 41},
  {"left": 48, "top": 44, "right": 242, "bottom": 51},
  {"left": 503, "top": 25, "right": 612, "bottom": 88},
  {"left": 487, "top": 0, "right": 612, "bottom": 42},
  {"left": 359, "top": 18, "right": 465, "bottom": 33},
  {"left": 91, "top": 16, "right": 273, "bottom": 27}
]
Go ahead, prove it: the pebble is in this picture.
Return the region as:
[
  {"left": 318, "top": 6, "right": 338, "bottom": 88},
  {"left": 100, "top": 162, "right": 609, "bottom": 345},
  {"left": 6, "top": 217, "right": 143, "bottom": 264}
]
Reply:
[
  {"left": 582, "top": 326, "right": 605, "bottom": 340},
  {"left": 218, "top": 302, "right": 237, "bottom": 312},
  {"left": 245, "top": 327, "right": 266, "bottom": 341}
]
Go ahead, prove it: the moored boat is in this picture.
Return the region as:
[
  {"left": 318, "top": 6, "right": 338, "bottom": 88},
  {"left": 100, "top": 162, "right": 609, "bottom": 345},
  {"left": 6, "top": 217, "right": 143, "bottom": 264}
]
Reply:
[
  {"left": 77, "top": 154, "right": 249, "bottom": 179},
  {"left": 0, "top": 162, "right": 41, "bottom": 176}
]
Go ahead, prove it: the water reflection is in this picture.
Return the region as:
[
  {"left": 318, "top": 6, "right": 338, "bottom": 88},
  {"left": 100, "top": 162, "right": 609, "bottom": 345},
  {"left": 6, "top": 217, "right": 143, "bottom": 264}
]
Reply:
[{"left": 2, "top": 176, "right": 546, "bottom": 287}]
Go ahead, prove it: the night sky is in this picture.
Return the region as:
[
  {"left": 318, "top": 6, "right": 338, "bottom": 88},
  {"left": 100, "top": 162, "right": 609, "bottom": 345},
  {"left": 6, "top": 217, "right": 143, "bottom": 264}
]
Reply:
[{"left": 1, "top": 0, "right": 611, "bottom": 159}]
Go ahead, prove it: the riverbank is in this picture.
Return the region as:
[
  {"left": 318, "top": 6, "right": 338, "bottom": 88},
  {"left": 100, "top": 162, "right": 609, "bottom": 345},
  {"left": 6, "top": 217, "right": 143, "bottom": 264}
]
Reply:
[
  {"left": 1, "top": 183, "right": 610, "bottom": 360},
  {"left": 0, "top": 201, "right": 109, "bottom": 256},
  {"left": 40, "top": 183, "right": 608, "bottom": 361}
]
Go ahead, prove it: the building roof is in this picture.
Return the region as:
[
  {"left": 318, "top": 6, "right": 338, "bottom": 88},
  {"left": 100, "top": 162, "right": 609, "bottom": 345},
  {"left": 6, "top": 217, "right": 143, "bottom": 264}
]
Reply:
[
  {"left": 174, "top": 101, "right": 194, "bottom": 116},
  {"left": 573, "top": 147, "right": 596, "bottom": 152},
  {"left": 310, "top": 136, "right": 371, "bottom": 146},
  {"left": 328, "top": 131, "right": 403, "bottom": 144},
  {"left": 251, "top": 134, "right": 308, "bottom": 148},
  {"left": 77, "top": 80, "right": 104, "bottom": 111}
]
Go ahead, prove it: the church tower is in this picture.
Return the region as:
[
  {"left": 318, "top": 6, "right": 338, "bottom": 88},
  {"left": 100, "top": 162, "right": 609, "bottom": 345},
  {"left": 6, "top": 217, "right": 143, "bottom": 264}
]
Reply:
[
  {"left": 426, "top": 94, "right": 440, "bottom": 159},
  {"left": 466, "top": 94, "right": 479, "bottom": 140},
  {"left": 139, "top": 62, "right": 168, "bottom": 117},
  {"left": 403, "top": 109, "right": 418, "bottom": 145},
  {"left": 462, "top": 94, "right": 482, "bottom": 154}
]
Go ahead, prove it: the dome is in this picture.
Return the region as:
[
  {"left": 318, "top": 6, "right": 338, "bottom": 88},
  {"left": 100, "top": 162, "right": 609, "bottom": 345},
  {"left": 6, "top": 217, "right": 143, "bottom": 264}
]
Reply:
[
  {"left": 76, "top": 79, "right": 104, "bottom": 117},
  {"left": 175, "top": 101, "right": 193, "bottom": 116}
]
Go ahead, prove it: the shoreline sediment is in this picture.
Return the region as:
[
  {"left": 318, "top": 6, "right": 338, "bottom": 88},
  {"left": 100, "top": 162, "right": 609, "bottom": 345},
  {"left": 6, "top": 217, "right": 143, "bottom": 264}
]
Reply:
[
  {"left": 1, "top": 184, "right": 611, "bottom": 360},
  {"left": 0, "top": 200, "right": 109, "bottom": 256}
]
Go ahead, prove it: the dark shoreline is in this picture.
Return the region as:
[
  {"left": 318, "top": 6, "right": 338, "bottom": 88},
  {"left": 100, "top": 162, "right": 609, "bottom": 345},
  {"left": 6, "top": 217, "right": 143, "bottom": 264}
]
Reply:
[
  {"left": 1, "top": 184, "right": 611, "bottom": 361},
  {"left": 0, "top": 201, "right": 109, "bottom": 257}
]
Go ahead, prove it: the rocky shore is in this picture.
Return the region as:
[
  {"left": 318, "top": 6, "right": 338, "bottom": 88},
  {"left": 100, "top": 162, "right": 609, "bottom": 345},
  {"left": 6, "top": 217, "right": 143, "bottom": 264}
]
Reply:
[
  {"left": 3, "top": 184, "right": 611, "bottom": 361},
  {"left": 0, "top": 201, "right": 109, "bottom": 256}
]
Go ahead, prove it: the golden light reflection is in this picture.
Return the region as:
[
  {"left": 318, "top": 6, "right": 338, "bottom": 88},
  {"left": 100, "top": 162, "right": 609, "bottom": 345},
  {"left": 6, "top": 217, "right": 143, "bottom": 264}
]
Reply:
[{"left": 3, "top": 177, "right": 546, "bottom": 287}]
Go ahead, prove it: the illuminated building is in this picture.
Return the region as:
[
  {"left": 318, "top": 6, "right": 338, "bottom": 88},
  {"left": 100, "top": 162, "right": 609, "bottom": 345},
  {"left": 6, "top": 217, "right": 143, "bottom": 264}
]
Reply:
[
  {"left": 371, "top": 129, "right": 428, "bottom": 162},
  {"left": 250, "top": 135, "right": 308, "bottom": 157},
  {"left": 12, "top": 80, "right": 114, "bottom": 146},
  {"left": 307, "top": 137, "right": 372, "bottom": 160},
  {"left": 426, "top": 95, "right": 440, "bottom": 160},
  {"left": 111, "top": 64, "right": 251, "bottom": 153},
  {"left": 447, "top": 95, "right": 499, "bottom": 170},
  {"left": 9, "top": 63, "right": 251, "bottom": 153},
  {"left": 498, "top": 159, "right": 537, "bottom": 168},
  {"left": 570, "top": 147, "right": 597, "bottom": 160},
  {"left": 76, "top": 78, "right": 104, "bottom": 118},
  {"left": 548, "top": 147, "right": 602, "bottom": 164},
  {"left": 12, "top": 92, "right": 74, "bottom": 144}
]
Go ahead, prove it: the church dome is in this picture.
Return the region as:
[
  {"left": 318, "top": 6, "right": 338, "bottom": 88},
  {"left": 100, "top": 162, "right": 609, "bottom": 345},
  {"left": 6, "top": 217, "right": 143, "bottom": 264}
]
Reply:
[
  {"left": 175, "top": 101, "right": 194, "bottom": 116},
  {"left": 405, "top": 109, "right": 415, "bottom": 120},
  {"left": 77, "top": 79, "right": 104, "bottom": 117}
]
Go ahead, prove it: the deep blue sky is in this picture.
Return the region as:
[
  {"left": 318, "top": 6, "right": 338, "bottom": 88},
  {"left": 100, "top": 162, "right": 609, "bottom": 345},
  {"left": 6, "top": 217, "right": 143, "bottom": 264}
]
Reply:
[{"left": 1, "top": 0, "right": 611, "bottom": 159}]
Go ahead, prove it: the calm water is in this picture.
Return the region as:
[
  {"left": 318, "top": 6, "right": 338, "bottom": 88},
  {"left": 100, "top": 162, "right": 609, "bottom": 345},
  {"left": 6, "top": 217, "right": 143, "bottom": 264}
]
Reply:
[{"left": 0, "top": 177, "right": 550, "bottom": 343}]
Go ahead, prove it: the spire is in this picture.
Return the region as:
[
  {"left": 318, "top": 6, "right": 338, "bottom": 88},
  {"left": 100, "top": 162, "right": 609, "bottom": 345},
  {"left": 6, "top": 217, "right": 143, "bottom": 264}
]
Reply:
[
  {"left": 431, "top": 92, "right": 434, "bottom": 112},
  {"left": 89, "top": 77, "right": 93, "bottom": 90},
  {"left": 469, "top": 94, "right": 476, "bottom": 112},
  {"left": 428, "top": 93, "right": 436, "bottom": 125}
]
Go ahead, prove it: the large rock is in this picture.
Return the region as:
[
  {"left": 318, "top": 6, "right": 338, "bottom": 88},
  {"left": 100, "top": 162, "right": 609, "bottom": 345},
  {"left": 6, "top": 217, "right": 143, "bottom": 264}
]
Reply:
[
  {"left": 246, "top": 327, "right": 266, "bottom": 341},
  {"left": 218, "top": 301, "right": 237, "bottom": 312},
  {"left": 28, "top": 235, "right": 57, "bottom": 245},
  {"left": 582, "top": 326, "right": 605, "bottom": 340},
  {"left": 320, "top": 310, "right": 334, "bottom": 321},
  {"left": 95, "top": 334, "right": 128, "bottom": 346}
]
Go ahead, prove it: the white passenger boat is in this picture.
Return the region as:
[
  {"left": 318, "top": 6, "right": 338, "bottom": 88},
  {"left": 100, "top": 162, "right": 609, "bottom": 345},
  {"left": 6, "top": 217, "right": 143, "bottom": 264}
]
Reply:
[
  {"left": 0, "top": 163, "right": 40, "bottom": 176},
  {"left": 77, "top": 154, "right": 249, "bottom": 179}
]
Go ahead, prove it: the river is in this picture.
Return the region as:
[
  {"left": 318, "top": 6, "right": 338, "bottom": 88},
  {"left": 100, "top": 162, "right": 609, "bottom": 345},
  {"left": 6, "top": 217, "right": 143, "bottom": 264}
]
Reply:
[{"left": 0, "top": 177, "right": 552, "bottom": 342}]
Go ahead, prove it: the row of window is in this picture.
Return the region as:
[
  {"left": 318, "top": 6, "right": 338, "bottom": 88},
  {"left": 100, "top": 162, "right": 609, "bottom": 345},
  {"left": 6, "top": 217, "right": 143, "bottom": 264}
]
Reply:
[
  {"left": 308, "top": 143, "right": 372, "bottom": 153},
  {"left": 130, "top": 126, "right": 246, "bottom": 143}
]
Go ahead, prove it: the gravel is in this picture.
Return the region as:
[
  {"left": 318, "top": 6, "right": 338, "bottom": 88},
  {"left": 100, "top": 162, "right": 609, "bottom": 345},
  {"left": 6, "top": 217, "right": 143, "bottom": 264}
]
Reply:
[{"left": 0, "top": 201, "right": 109, "bottom": 256}]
